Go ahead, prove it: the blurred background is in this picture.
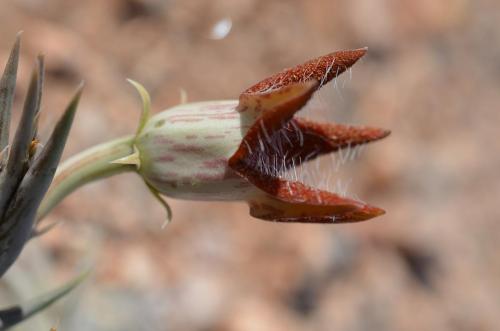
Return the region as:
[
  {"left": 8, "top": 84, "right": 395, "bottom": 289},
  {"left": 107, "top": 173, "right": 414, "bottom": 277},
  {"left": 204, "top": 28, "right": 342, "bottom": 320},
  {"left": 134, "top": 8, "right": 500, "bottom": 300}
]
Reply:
[{"left": 1, "top": 0, "right": 500, "bottom": 330}]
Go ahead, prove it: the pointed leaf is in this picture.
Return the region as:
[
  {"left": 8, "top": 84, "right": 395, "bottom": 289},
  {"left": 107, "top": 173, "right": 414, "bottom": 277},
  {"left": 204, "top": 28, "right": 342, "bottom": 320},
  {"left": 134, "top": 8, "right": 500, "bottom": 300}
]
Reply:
[
  {"left": 0, "top": 269, "right": 90, "bottom": 330},
  {"left": 0, "top": 57, "right": 44, "bottom": 214},
  {"left": 0, "top": 33, "right": 21, "bottom": 152},
  {"left": 19, "top": 83, "right": 82, "bottom": 203},
  {"left": 0, "top": 85, "right": 82, "bottom": 277}
]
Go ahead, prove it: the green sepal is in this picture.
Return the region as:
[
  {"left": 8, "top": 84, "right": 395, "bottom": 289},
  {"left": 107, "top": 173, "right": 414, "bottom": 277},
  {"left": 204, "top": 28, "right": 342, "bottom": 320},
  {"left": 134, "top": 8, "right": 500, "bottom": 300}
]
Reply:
[
  {"left": 127, "top": 79, "right": 151, "bottom": 137},
  {"left": 145, "top": 181, "right": 172, "bottom": 228}
]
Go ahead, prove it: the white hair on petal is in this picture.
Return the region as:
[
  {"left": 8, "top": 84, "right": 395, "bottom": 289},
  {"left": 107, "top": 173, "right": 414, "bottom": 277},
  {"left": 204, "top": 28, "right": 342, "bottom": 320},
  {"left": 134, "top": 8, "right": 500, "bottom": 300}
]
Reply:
[{"left": 244, "top": 66, "right": 371, "bottom": 204}]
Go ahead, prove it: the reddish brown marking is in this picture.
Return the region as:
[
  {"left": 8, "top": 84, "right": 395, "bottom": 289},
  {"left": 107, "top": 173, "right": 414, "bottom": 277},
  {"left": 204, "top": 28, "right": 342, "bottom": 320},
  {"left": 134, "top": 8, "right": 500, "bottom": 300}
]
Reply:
[
  {"left": 153, "top": 136, "right": 175, "bottom": 145},
  {"left": 168, "top": 118, "right": 204, "bottom": 123},
  {"left": 167, "top": 112, "right": 235, "bottom": 119},
  {"left": 203, "top": 104, "right": 238, "bottom": 111},
  {"left": 194, "top": 173, "right": 225, "bottom": 181},
  {"left": 202, "top": 158, "right": 227, "bottom": 169},
  {"left": 207, "top": 115, "right": 239, "bottom": 120},
  {"left": 166, "top": 113, "right": 237, "bottom": 123},
  {"left": 204, "top": 135, "right": 226, "bottom": 139},
  {"left": 166, "top": 115, "right": 203, "bottom": 120},
  {"left": 171, "top": 144, "right": 205, "bottom": 153},
  {"left": 148, "top": 171, "right": 179, "bottom": 182},
  {"left": 154, "top": 155, "right": 176, "bottom": 162},
  {"left": 200, "top": 112, "right": 236, "bottom": 115}
]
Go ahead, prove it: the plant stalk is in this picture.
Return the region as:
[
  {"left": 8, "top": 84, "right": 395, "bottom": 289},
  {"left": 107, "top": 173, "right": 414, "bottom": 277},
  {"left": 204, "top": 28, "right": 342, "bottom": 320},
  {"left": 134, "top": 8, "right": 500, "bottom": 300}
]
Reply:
[{"left": 36, "top": 135, "right": 136, "bottom": 221}]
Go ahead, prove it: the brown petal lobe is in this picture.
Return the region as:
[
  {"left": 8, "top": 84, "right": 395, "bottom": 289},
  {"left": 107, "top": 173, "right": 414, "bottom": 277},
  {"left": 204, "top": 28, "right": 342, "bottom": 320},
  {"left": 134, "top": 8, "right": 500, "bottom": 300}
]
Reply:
[
  {"left": 278, "top": 118, "right": 391, "bottom": 168},
  {"left": 232, "top": 151, "right": 385, "bottom": 223},
  {"left": 248, "top": 179, "right": 385, "bottom": 223},
  {"left": 243, "top": 48, "right": 367, "bottom": 94}
]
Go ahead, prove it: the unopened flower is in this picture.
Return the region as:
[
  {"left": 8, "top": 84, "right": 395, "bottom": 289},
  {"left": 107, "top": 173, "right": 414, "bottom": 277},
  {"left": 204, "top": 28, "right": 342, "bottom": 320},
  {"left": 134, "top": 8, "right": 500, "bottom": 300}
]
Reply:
[{"left": 38, "top": 48, "right": 389, "bottom": 225}]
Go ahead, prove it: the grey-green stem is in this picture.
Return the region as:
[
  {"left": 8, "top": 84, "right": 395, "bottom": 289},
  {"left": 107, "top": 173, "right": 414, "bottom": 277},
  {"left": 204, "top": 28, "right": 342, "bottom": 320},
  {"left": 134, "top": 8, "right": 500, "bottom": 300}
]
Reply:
[{"left": 36, "top": 135, "right": 136, "bottom": 221}]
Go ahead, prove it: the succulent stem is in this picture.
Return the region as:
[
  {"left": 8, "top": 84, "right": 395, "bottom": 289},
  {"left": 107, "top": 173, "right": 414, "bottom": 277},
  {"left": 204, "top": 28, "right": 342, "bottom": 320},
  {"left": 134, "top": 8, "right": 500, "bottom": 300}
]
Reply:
[{"left": 36, "top": 135, "right": 136, "bottom": 222}]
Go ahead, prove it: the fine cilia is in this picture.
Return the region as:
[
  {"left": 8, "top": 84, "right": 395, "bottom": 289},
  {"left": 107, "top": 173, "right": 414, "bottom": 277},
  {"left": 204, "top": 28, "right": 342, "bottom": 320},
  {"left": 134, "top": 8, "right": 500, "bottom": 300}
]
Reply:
[{"left": 37, "top": 48, "right": 390, "bottom": 227}]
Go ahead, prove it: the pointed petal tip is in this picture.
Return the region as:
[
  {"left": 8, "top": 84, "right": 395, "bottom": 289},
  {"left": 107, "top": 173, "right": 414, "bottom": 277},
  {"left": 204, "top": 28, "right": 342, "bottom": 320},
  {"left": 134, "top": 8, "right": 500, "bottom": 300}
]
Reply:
[
  {"left": 357, "top": 46, "right": 368, "bottom": 54},
  {"left": 374, "top": 207, "right": 386, "bottom": 217},
  {"left": 362, "top": 204, "right": 386, "bottom": 219},
  {"left": 368, "top": 127, "right": 391, "bottom": 141},
  {"left": 333, "top": 48, "right": 368, "bottom": 68},
  {"left": 345, "top": 47, "right": 367, "bottom": 62},
  {"left": 338, "top": 201, "right": 386, "bottom": 223}
]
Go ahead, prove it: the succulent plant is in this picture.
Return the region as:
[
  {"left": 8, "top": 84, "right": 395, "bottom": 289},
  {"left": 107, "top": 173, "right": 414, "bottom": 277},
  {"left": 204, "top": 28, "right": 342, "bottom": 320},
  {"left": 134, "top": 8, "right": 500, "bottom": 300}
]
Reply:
[
  {"left": 37, "top": 48, "right": 390, "bottom": 225},
  {"left": 0, "top": 34, "right": 85, "bottom": 330}
]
